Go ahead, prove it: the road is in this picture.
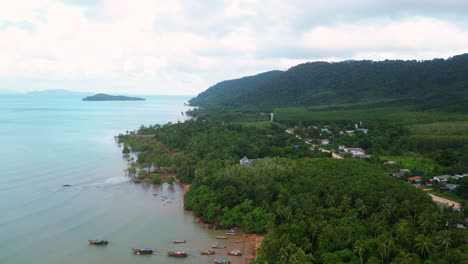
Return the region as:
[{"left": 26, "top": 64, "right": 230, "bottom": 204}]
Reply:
[{"left": 286, "top": 129, "right": 343, "bottom": 159}]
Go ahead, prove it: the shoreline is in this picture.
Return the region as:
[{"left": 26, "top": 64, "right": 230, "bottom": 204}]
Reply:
[{"left": 175, "top": 178, "right": 263, "bottom": 263}]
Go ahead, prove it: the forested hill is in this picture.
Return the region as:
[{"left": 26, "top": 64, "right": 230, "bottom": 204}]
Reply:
[
  {"left": 189, "top": 70, "right": 283, "bottom": 106},
  {"left": 189, "top": 54, "right": 468, "bottom": 111}
]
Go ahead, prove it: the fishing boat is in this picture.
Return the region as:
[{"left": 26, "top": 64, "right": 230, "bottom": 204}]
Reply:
[
  {"left": 88, "top": 239, "right": 109, "bottom": 245},
  {"left": 172, "top": 240, "right": 186, "bottom": 243},
  {"left": 132, "top": 248, "right": 153, "bottom": 254},
  {"left": 214, "top": 260, "right": 231, "bottom": 264},
  {"left": 226, "top": 232, "right": 237, "bottom": 236},
  {"left": 216, "top": 236, "right": 227, "bottom": 239},
  {"left": 211, "top": 244, "right": 226, "bottom": 249},
  {"left": 168, "top": 251, "right": 187, "bottom": 257},
  {"left": 227, "top": 250, "right": 242, "bottom": 256},
  {"left": 200, "top": 250, "right": 216, "bottom": 255}
]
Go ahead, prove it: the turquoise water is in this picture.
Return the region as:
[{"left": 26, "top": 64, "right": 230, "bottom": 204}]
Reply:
[{"left": 0, "top": 94, "right": 246, "bottom": 264}]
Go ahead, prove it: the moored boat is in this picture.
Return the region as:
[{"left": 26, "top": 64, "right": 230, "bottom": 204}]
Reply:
[
  {"left": 168, "top": 251, "right": 187, "bottom": 257},
  {"left": 132, "top": 248, "right": 153, "bottom": 254},
  {"left": 211, "top": 244, "right": 226, "bottom": 249},
  {"left": 214, "top": 260, "right": 231, "bottom": 264},
  {"left": 88, "top": 239, "right": 109, "bottom": 245},
  {"left": 216, "top": 236, "right": 227, "bottom": 239},
  {"left": 172, "top": 240, "right": 186, "bottom": 243},
  {"left": 227, "top": 250, "right": 242, "bottom": 256},
  {"left": 226, "top": 232, "right": 237, "bottom": 236},
  {"left": 200, "top": 250, "right": 216, "bottom": 255}
]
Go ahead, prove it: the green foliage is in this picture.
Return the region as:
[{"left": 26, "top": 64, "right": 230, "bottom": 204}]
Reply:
[
  {"left": 122, "top": 143, "right": 130, "bottom": 154},
  {"left": 184, "top": 158, "right": 466, "bottom": 263},
  {"left": 190, "top": 54, "right": 468, "bottom": 113},
  {"left": 150, "top": 174, "right": 162, "bottom": 184},
  {"left": 167, "top": 175, "right": 175, "bottom": 185},
  {"left": 274, "top": 106, "right": 467, "bottom": 124}
]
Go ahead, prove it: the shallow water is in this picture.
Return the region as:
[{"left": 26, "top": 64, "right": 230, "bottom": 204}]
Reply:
[{"left": 0, "top": 94, "right": 247, "bottom": 264}]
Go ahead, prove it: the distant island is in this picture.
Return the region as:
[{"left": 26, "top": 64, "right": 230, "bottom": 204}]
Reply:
[{"left": 82, "top": 93, "right": 145, "bottom": 101}]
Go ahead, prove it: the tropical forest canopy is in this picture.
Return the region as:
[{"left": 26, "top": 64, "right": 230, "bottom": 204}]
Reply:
[{"left": 189, "top": 53, "right": 468, "bottom": 112}]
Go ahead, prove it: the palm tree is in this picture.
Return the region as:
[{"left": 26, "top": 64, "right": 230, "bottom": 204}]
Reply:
[
  {"left": 394, "top": 251, "right": 413, "bottom": 264},
  {"left": 414, "top": 234, "right": 435, "bottom": 258},
  {"left": 353, "top": 240, "right": 365, "bottom": 264},
  {"left": 437, "top": 230, "right": 453, "bottom": 254},
  {"left": 377, "top": 233, "right": 394, "bottom": 263},
  {"left": 355, "top": 198, "right": 368, "bottom": 218}
]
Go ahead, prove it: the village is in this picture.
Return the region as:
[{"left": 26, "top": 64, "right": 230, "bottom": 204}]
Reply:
[{"left": 278, "top": 123, "right": 468, "bottom": 227}]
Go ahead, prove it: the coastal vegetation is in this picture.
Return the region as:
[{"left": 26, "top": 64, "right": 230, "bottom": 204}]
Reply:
[
  {"left": 185, "top": 158, "right": 466, "bottom": 263},
  {"left": 118, "top": 54, "right": 468, "bottom": 263},
  {"left": 119, "top": 108, "right": 467, "bottom": 263}
]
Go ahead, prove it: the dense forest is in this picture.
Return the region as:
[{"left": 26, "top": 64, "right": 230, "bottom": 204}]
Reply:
[
  {"left": 118, "top": 53, "right": 468, "bottom": 263},
  {"left": 118, "top": 112, "right": 467, "bottom": 263},
  {"left": 189, "top": 53, "right": 468, "bottom": 112},
  {"left": 185, "top": 158, "right": 466, "bottom": 264}
]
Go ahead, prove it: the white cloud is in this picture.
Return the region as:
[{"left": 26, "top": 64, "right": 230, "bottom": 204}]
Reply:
[{"left": 0, "top": 0, "right": 467, "bottom": 94}]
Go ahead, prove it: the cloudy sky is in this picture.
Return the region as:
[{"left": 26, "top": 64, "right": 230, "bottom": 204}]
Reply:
[{"left": 1, "top": 0, "right": 468, "bottom": 95}]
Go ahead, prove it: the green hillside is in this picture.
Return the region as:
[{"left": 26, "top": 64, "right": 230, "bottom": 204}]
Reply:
[
  {"left": 190, "top": 54, "right": 468, "bottom": 112},
  {"left": 189, "top": 70, "right": 283, "bottom": 106}
]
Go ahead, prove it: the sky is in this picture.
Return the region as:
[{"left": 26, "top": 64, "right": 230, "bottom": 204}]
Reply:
[{"left": 1, "top": 0, "right": 468, "bottom": 95}]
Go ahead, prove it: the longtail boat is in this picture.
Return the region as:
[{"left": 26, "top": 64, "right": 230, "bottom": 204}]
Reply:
[
  {"left": 132, "top": 248, "right": 153, "bottom": 254},
  {"left": 168, "top": 251, "right": 187, "bottom": 257},
  {"left": 200, "top": 250, "right": 215, "bottom": 255},
  {"left": 88, "top": 239, "right": 109, "bottom": 245},
  {"left": 211, "top": 244, "right": 226, "bottom": 249},
  {"left": 216, "top": 236, "right": 227, "bottom": 239},
  {"left": 214, "top": 260, "right": 231, "bottom": 264},
  {"left": 172, "top": 240, "right": 186, "bottom": 243},
  {"left": 227, "top": 250, "right": 242, "bottom": 256}
]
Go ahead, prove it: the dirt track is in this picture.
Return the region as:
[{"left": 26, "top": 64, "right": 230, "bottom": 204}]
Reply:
[{"left": 427, "top": 193, "right": 460, "bottom": 209}]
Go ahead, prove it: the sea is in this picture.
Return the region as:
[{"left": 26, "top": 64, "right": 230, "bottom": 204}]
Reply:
[{"left": 0, "top": 93, "right": 244, "bottom": 264}]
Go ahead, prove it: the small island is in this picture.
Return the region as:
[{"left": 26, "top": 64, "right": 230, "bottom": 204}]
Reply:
[{"left": 82, "top": 93, "right": 145, "bottom": 101}]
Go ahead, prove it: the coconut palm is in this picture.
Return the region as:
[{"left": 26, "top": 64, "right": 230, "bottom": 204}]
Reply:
[
  {"left": 377, "top": 233, "right": 394, "bottom": 263},
  {"left": 394, "top": 251, "right": 413, "bottom": 264},
  {"left": 353, "top": 240, "right": 365, "bottom": 264},
  {"left": 414, "top": 234, "right": 435, "bottom": 258},
  {"left": 437, "top": 230, "right": 453, "bottom": 254}
]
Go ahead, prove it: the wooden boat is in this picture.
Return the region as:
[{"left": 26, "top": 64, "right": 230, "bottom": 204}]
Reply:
[
  {"left": 172, "top": 240, "right": 186, "bottom": 243},
  {"left": 216, "top": 236, "right": 227, "bottom": 239},
  {"left": 235, "top": 240, "right": 245, "bottom": 243},
  {"left": 132, "top": 248, "right": 153, "bottom": 254},
  {"left": 88, "top": 239, "right": 109, "bottom": 245},
  {"left": 211, "top": 244, "right": 226, "bottom": 249},
  {"left": 200, "top": 250, "right": 215, "bottom": 255},
  {"left": 214, "top": 260, "right": 231, "bottom": 264},
  {"left": 168, "top": 251, "right": 187, "bottom": 257},
  {"left": 227, "top": 250, "right": 242, "bottom": 256}
]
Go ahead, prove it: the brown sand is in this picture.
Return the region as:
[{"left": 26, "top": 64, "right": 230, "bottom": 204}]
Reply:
[{"left": 176, "top": 179, "right": 264, "bottom": 263}]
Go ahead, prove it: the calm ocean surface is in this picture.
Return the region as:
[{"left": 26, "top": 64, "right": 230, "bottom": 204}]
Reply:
[{"left": 0, "top": 94, "right": 244, "bottom": 264}]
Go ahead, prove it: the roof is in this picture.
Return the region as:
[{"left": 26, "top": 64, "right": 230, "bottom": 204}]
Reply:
[{"left": 407, "top": 176, "right": 421, "bottom": 181}]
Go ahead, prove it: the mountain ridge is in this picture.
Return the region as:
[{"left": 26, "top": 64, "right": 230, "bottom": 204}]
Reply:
[{"left": 189, "top": 53, "right": 468, "bottom": 112}]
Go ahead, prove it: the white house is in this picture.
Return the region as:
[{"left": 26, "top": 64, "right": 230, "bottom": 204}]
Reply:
[
  {"left": 342, "top": 147, "right": 370, "bottom": 158},
  {"left": 240, "top": 156, "right": 257, "bottom": 166}
]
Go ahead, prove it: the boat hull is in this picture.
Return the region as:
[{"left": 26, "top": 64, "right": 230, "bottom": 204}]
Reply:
[
  {"left": 132, "top": 248, "right": 153, "bottom": 254},
  {"left": 168, "top": 251, "right": 187, "bottom": 257},
  {"left": 88, "top": 240, "right": 108, "bottom": 245}
]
